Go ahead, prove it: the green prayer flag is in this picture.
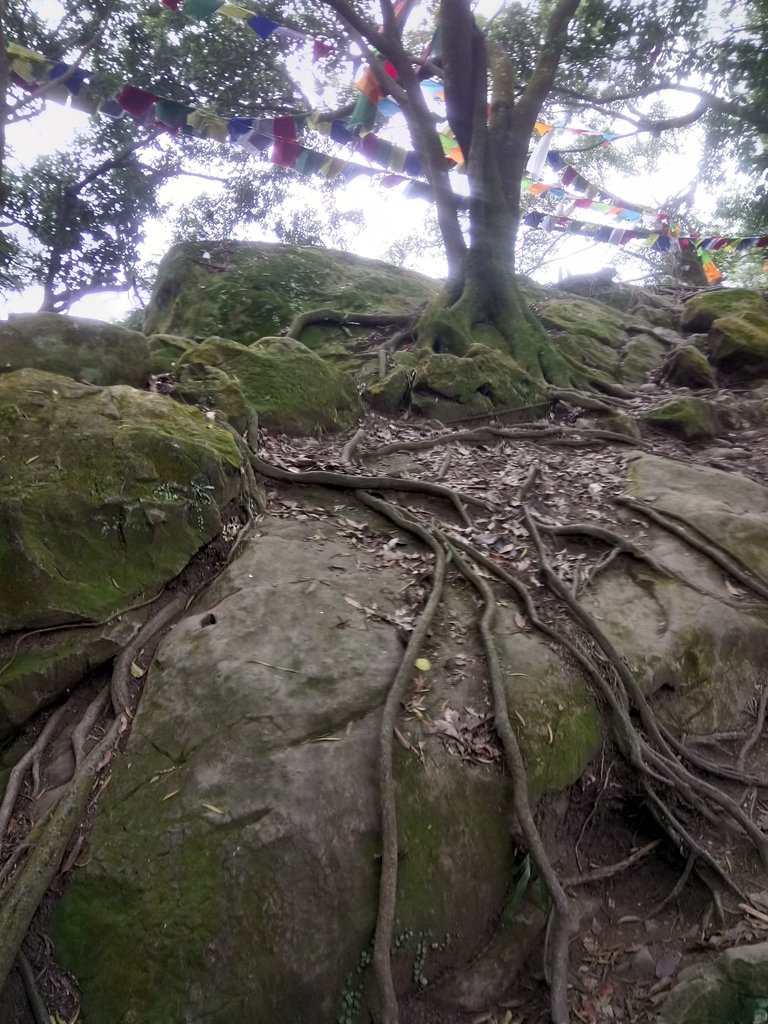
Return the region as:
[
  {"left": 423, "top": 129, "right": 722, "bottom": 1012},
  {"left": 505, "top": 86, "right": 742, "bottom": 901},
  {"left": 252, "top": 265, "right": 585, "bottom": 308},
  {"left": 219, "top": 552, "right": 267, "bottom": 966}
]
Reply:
[
  {"left": 183, "top": 0, "right": 223, "bottom": 21},
  {"left": 155, "top": 97, "right": 195, "bottom": 128}
]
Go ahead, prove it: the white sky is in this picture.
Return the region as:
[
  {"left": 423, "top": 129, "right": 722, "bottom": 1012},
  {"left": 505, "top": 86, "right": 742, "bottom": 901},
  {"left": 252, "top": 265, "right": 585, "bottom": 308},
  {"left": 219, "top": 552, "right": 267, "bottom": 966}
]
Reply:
[{"left": 4, "top": 0, "right": 715, "bottom": 322}]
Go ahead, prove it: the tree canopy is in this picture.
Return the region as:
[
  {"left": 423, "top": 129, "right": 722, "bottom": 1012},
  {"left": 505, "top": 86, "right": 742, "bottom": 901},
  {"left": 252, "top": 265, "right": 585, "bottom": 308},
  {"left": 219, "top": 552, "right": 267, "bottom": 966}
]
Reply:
[{"left": 1, "top": 0, "right": 766, "bottom": 321}]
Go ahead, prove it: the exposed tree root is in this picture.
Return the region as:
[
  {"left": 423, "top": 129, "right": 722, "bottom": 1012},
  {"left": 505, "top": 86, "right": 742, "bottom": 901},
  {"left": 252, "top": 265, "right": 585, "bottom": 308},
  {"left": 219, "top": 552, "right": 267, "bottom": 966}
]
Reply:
[
  {"left": 342, "top": 427, "right": 366, "bottom": 467},
  {"left": 643, "top": 851, "right": 696, "bottom": 921},
  {"left": 737, "top": 684, "right": 768, "bottom": 772},
  {"left": 0, "top": 597, "right": 185, "bottom": 992},
  {"left": 285, "top": 308, "right": 414, "bottom": 341},
  {"left": 0, "top": 588, "right": 168, "bottom": 681},
  {"left": 535, "top": 518, "right": 757, "bottom": 613},
  {"left": 361, "top": 423, "right": 644, "bottom": 462},
  {"left": 615, "top": 496, "right": 768, "bottom": 602},
  {"left": 0, "top": 704, "right": 70, "bottom": 845},
  {"left": 562, "top": 839, "right": 662, "bottom": 889},
  {"left": 17, "top": 948, "right": 49, "bottom": 1024},
  {"left": 526, "top": 507, "right": 768, "bottom": 868},
  {"left": 355, "top": 492, "right": 447, "bottom": 1024},
  {"left": 547, "top": 388, "right": 625, "bottom": 413},
  {"left": 247, "top": 449, "right": 485, "bottom": 524},
  {"left": 442, "top": 539, "right": 571, "bottom": 1024}
]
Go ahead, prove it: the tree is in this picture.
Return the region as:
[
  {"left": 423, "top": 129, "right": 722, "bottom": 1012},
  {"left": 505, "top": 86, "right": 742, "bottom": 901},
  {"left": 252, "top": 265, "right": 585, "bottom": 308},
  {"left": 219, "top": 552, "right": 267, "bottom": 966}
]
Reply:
[{"left": 306, "top": 0, "right": 767, "bottom": 386}]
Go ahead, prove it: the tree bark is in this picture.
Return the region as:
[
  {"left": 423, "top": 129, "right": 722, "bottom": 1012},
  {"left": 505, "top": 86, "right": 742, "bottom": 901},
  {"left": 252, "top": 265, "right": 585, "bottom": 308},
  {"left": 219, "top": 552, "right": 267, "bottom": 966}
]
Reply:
[
  {"left": 0, "top": 0, "right": 9, "bottom": 216},
  {"left": 408, "top": 0, "right": 580, "bottom": 384}
]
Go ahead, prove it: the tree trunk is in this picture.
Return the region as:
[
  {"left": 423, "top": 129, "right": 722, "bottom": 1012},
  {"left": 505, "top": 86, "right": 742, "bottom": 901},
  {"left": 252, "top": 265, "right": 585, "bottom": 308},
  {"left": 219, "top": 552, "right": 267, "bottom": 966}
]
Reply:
[{"left": 412, "top": 4, "right": 579, "bottom": 387}]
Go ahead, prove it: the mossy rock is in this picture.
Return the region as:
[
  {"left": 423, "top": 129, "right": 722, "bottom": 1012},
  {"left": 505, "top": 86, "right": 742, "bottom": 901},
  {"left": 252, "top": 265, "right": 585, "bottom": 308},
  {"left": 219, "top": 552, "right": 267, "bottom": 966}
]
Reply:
[
  {"left": 52, "top": 519, "right": 517, "bottom": 1024},
  {"left": 364, "top": 365, "right": 412, "bottom": 414},
  {"left": 172, "top": 364, "right": 251, "bottom": 433},
  {"left": 556, "top": 333, "right": 620, "bottom": 378},
  {"left": 644, "top": 397, "right": 723, "bottom": 440},
  {"left": 680, "top": 288, "right": 768, "bottom": 333},
  {"left": 0, "top": 611, "right": 148, "bottom": 739},
  {"left": 536, "top": 294, "right": 631, "bottom": 348},
  {"left": 556, "top": 275, "right": 674, "bottom": 321},
  {"left": 590, "top": 413, "right": 642, "bottom": 439},
  {"left": 0, "top": 312, "right": 150, "bottom": 387},
  {"left": 662, "top": 345, "right": 717, "bottom": 389},
  {"left": 659, "top": 941, "right": 768, "bottom": 1024},
  {"left": 0, "top": 369, "right": 251, "bottom": 633},
  {"left": 410, "top": 344, "right": 547, "bottom": 423},
  {"left": 143, "top": 241, "right": 438, "bottom": 348},
  {"left": 626, "top": 452, "right": 768, "bottom": 583},
  {"left": 495, "top": 626, "right": 601, "bottom": 801},
  {"left": 620, "top": 334, "right": 666, "bottom": 383},
  {"left": 704, "top": 313, "right": 768, "bottom": 377},
  {"left": 176, "top": 335, "right": 361, "bottom": 434},
  {"left": 147, "top": 333, "right": 192, "bottom": 375}
]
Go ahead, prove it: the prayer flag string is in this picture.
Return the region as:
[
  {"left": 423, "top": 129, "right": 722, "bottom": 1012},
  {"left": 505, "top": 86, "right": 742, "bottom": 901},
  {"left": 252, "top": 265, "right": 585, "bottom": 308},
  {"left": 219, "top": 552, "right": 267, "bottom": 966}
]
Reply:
[
  {"left": 160, "top": 0, "right": 334, "bottom": 60},
  {"left": 7, "top": 40, "right": 767, "bottom": 256},
  {"left": 522, "top": 209, "right": 768, "bottom": 253}
]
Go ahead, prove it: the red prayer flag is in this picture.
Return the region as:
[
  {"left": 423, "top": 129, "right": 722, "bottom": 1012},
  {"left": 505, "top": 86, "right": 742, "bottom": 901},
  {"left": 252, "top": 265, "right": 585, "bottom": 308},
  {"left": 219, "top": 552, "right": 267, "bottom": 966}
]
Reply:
[{"left": 117, "top": 85, "right": 158, "bottom": 118}]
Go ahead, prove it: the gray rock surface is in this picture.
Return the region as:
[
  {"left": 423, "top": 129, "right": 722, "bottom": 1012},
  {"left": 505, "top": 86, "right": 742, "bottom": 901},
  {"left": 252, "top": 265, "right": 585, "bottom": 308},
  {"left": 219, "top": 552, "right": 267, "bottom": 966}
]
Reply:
[{"left": 0, "top": 312, "right": 150, "bottom": 388}]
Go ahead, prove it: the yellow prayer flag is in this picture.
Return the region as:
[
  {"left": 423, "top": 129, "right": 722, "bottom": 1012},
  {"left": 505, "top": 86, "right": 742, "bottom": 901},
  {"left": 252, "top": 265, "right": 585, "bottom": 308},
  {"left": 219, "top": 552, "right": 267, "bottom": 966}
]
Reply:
[
  {"left": 8, "top": 42, "right": 50, "bottom": 62},
  {"left": 218, "top": 3, "right": 254, "bottom": 17},
  {"left": 187, "top": 109, "right": 230, "bottom": 142}
]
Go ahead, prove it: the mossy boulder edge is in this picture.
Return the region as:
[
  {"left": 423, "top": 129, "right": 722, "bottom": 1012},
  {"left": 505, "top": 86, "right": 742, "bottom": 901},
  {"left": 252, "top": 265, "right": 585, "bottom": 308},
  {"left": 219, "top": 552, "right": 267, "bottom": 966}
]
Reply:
[
  {"left": 143, "top": 240, "right": 439, "bottom": 348},
  {"left": 176, "top": 335, "right": 361, "bottom": 434},
  {"left": 0, "top": 369, "right": 251, "bottom": 633},
  {"left": 0, "top": 312, "right": 150, "bottom": 388}
]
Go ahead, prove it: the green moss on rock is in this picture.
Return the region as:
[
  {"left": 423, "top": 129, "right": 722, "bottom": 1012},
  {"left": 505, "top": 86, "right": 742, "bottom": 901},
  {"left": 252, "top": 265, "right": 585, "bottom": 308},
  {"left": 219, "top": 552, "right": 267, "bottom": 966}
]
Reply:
[
  {"left": 147, "top": 334, "right": 192, "bottom": 375},
  {"left": 706, "top": 313, "right": 768, "bottom": 377},
  {"left": 537, "top": 295, "right": 631, "bottom": 348},
  {"left": 172, "top": 364, "right": 250, "bottom": 432},
  {"left": 644, "top": 396, "right": 723, "bottom": 441},
  {"left": 0, "top": 312, "right": 150, "bottom": 387},
  {"left": 681, "top": 288, "right": 768, "bottom": 333},
  {"left": 620, "top": 334, "right": 666, "bottom": 383},
  {"left": 410, "top": 344, "right": 547, "bottom": 423},
  {"left": 143, "top": 241, "right": 438, "bottom": 347},
  {"left": 0, "top": 369, "right": 249, "bottom": 632},
  {"left": 364, "top": 365, "right": 412, "bottom": 414},
  {"left": 662, "top": 345, "right": 717, "bottom": 389},
  {"left": 495, "top": 627, "right": 602, "bottom": 801},
  {"left": 176, "top": 335, "right": 361, "bottom": 434}
]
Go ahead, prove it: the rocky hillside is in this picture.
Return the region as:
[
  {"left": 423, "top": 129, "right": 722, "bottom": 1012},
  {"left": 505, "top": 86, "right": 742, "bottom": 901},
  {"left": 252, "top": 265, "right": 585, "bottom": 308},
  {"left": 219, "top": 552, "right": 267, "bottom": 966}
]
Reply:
[{"left": 1, "top": 242, "right": 768, "bottom": 1024}]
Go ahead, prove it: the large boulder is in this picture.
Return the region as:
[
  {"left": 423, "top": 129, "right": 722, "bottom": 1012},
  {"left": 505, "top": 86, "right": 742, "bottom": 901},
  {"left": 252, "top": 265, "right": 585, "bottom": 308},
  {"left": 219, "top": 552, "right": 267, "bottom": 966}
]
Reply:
[
  {"left": 705, "top": 312, "right": 768, "bottom": 377},
  {"left": 581, "top": 454, "right": 768, "bottom": 735},
  {"left": 0, "top": 369, "right": 251, "bottom": 635},
  {"left": 143, "top": 241, "right": 438, "bottom": 348},
  {"left": 659, "top": 942, "right": 768, "bottom": 1024},
  {"left": 0, "top": 312, "right": 150, "bottom": 387},
  {"left": 410, "top": 345, "right": 547, "bottom": 422},
  {"left": 51, "top": 515, "right": 600, "bottom": 1024},
  {"left": 537, "top": 293, "right": 631, "bottom": 347},
  {"left": 644, "top": 396, "right": 723, "bottom": 440},
  {"left": 680, "top": 288, "right": 768, "bottom": 333},
  {"left": 176, "top": 335, "right": 361, "bottom": 434},
  {"left": 662, "top": 344, "right": 717, "bottom": 389},
  {"left": 147, "top": 333, "right": 192, "bottom": 375}
]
